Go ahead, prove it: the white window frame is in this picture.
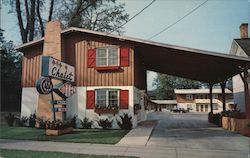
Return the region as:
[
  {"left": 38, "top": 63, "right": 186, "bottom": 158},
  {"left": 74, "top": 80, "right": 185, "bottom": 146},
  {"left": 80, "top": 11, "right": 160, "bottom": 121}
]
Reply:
[
  {"left": 186, "top": 94, "right": 193, "bottom": 100},
  {"left": 96, "top": 47, "right": 120, "bottom": 66},
  {"left": 95, "top": 89, "right": 119, "bottom": 109}
]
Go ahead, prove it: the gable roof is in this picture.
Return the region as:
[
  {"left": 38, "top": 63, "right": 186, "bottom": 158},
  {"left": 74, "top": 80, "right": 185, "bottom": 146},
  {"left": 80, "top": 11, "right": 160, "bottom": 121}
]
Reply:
[
  {"left": 16, "top": 27, "right": 250, "bottom": 84},
  {"left": 234, "top": 38, "right": 250, "bottom": 56}
]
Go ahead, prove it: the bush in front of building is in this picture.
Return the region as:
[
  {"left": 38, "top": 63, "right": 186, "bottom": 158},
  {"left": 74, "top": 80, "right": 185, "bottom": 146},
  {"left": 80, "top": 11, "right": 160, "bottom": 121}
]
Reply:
[
  {"left": 28, "top": 113, "right": 36, "bottom": 128},
  {"left": 80, "top": 117, "right": 93, "bottom": 129},
  {"left": 208, "top": 112, "right": 222, "bottom": 127},
  {"left": 36, "top": 118, "right": 48, "bottom": 129},
  {"left": 70, "top": 115, "right": 77, "bottom": 128},
  {"left": 97, "top": 118, "right": 112, "bottom": 129},
  {"left": 15, "top": 116, "right": 29, "bottom": 127},
  {"left": 117, "top": 113, "right": 132, "bottom": 130},
  {"left": 45, "top": 120, "right": 72, "bottom": 130},
  {"left": 4, "top": 113, "right": 16, "bottom": 126}
]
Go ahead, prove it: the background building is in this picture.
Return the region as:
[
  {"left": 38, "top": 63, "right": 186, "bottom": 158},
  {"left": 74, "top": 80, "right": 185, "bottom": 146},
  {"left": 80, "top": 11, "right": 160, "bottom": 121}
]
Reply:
[
  {"left": 230, "top": 23, "right": 250, "bottom": 113},
  {"left": 174, "top": 89, "right": 234, "bottom": 113}
]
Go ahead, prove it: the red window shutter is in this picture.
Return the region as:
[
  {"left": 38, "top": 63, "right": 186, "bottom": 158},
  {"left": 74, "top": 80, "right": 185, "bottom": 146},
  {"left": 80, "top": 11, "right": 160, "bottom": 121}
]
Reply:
[
  {"left": 120, "top": 90, "right": 129, "bottom": 109},
  {"left": 87, "top": 49, "right": 96, "bottom": 68},
  {"left": 120, "top": 47, "right": 129, "bottom": 66},
  {"left": 86, "top": 90, "right": 95, "bottom": 109}
]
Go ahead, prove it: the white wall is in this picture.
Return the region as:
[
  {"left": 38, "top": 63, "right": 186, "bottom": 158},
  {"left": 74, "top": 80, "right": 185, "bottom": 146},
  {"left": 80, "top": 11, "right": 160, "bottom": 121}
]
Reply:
[
  {"left": 66, "top": 86, "right": 138, "bottom": 128},
  {"left": 21, "top": 88, "right": 39, "bottom": 117},
  {"left": 232, "top": 44, "right": 250, "bottom": 112}
]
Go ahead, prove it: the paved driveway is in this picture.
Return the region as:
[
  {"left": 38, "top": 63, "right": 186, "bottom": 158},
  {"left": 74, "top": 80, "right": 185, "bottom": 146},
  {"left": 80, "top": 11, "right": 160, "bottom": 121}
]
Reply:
[{"left": 146, "top": 110, "right": 250, "bottom": 158}]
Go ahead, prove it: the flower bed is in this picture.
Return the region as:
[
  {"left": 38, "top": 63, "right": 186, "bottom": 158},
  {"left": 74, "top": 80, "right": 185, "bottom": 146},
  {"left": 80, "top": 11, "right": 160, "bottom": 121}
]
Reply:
[
  {"left": 210, "top": 111, "right": 250, "bottom": 137},
  {"left": 46, "top": 127, "right": 73, "bottom": 136}
]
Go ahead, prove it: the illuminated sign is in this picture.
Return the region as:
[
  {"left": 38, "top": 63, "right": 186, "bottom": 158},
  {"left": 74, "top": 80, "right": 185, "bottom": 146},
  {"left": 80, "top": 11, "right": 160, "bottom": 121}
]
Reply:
[{"left": 53, "top": 82, "right": 76, "bottom": 98}]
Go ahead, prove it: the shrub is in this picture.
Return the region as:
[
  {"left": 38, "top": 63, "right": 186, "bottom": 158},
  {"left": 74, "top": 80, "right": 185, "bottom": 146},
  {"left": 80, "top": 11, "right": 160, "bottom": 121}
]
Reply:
[
  {"left": 36, "top": 118, "right": 48, "bottom": 129},
  {"left": 208, "top": 112, "right": 222, "bottom": 127},
  {"left": 70, "top": 115, "right": 77, "bottom": 128},
  {"left": 16, "top": 116, "right": 29, "bottom": 127},
  {"left": 97, "top": 118, "right": 112, "bottom": 129},
  {"left": 5, "top": 113, "right": 16, "bottom": 126},
  {"left": 29, "top": 113, "right": 36, "bottom": 128},
  {"left": 117, "top": 113, "right": 132, "bottom": 130},
  {"left": 45, "top": 120, "right": 72, "bottom": 130},
  {"left": 80, "top": 117, "right": 92, "bottom": 129},
  {"left": 220, "top": 110, "right": 246, "bottom": 119}
]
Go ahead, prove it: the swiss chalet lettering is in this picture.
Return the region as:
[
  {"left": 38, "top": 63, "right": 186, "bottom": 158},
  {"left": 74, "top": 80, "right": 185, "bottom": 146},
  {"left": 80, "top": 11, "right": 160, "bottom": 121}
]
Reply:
[{"left": 51, "top": 66, "right": 73, "bottom": 81}]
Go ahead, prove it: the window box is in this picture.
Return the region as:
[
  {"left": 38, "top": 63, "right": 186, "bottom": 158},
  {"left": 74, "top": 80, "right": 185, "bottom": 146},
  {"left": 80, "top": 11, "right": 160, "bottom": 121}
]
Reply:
[
  {"left": 95, "top": 66, "right": 120, "bottom": 71},
  {"left": 95, "top": 108, "right": 119, "bottom": 116}
]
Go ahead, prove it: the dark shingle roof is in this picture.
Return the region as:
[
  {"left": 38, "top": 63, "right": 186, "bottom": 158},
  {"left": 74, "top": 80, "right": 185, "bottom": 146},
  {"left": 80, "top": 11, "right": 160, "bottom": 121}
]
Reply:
[{"left": 235, "top": 38, "right": 250, "bottom": 56}]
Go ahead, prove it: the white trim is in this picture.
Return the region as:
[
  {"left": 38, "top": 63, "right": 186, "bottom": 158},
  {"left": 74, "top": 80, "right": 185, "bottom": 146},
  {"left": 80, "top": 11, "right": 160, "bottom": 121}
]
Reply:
[{"left": 174, "top": 88, "right": 232, "bottom": 94}]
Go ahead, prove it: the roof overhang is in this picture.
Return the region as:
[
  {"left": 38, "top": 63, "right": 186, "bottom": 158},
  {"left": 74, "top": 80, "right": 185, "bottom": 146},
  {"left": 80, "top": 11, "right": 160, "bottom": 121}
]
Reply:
[{"left": 16, "top": 27, "right": 250, "bottom": 84}]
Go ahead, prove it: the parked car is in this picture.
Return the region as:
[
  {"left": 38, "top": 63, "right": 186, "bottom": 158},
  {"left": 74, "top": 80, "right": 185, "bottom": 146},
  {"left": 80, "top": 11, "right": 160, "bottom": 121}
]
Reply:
[{"left": 171, "top": 108, "right": 188, "bottom": 113}]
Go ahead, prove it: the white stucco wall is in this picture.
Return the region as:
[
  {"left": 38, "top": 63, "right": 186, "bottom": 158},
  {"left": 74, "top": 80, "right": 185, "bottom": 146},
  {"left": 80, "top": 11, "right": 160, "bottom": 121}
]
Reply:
[
  {"left": 21, "top": 88, "right": 39, "bottom": 117},
  {"left": 66, "top": 86, "right": 141, "bottom": 128}
]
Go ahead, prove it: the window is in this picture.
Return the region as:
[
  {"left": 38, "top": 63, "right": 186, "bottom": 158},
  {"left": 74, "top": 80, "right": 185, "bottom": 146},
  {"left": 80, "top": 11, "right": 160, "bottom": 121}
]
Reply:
[
  {"left": 96, "top": 47, "right": 119, "bottom": 66},
  {"left": 212, "top": 94, "right": 218, "bottom": 99},
  {"left": 186, "top": 94, "right": 193, "bottom": 100},
  {"left": 212, "top": 104, "right": 218, "bottom": 110},
  {"left": 96, "top": 89, "right": 118, "bottom": 109}
]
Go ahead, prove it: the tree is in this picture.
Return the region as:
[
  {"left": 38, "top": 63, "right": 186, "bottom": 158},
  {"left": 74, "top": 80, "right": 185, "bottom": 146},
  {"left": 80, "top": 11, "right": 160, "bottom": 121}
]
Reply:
[
  {"left": 56, "top": 0, "right": 129, "bottom": 34},
  {"left": 153, "top": 73, "right": 201, "bottom": 99},
  {"left": 7, "top": 0, "right": 129, "bottom": 44},
  {"left": 0, "top": 29, "right": 22, "bottom": 111}
]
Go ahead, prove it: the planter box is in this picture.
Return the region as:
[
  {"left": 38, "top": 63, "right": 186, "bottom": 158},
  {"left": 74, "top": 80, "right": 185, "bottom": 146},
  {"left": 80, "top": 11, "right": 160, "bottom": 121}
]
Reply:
[
  {"left": 230, "top": 118, "right": 241, "bottom": 132},
  {"left": 95, "top": 109, "right": 118, "bottom": 116},
  {"left": 46, "top": 127, "right": 73, "bottom": 136},
  {"left": 222, "top": 117, "right": 230, "bottom": 130},
  {"left": 239, "top": 119, "right": 250, "bottom": 137}
]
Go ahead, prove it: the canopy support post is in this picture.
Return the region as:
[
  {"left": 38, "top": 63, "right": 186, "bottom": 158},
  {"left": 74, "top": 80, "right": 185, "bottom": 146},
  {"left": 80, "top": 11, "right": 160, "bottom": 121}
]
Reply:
[
  {"left": 239, "top": 69, "right": 250, "bottom": 119},
  {"left": 220, "top": 80, "right": 227, "bottom": 112},
  {"left": 209, "top": 83, "right": 213, "bottom": 113}
]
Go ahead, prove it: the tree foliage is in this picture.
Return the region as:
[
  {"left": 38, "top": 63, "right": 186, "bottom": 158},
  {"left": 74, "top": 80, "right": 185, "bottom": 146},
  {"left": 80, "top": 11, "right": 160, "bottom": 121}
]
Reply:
[
  {"left": 153, "top": 73, "right": 201, "bottom": 99},
  {"left": 7, "top": 0, "right": 129, "bottom": 44},
  {"left": 0, "top": 30, "right": 22, "bottom": 111},
  {"left": 56, "top": 0, "right": 129, "bottom": 34}
]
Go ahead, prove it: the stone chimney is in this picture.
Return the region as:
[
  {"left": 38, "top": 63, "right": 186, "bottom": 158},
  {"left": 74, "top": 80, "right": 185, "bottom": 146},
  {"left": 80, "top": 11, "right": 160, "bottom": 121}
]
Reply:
[
  {"left": 240, "top": 23, "right": 248, "bottom": 38},
  {"left": 43, "top": 20, "right": 63, "bottom": 59},
  {"left": 37, "top": 21, "right": 63, "bottom": 120}
]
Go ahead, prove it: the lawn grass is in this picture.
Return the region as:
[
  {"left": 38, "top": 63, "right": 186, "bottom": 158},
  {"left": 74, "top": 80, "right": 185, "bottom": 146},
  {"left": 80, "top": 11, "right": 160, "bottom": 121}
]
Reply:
[
  {"left": 0, "top": 149, "right": 137, "bottom": 158},
  {"left": 0, "top": 127, "right": 129, "bottom": 144}
]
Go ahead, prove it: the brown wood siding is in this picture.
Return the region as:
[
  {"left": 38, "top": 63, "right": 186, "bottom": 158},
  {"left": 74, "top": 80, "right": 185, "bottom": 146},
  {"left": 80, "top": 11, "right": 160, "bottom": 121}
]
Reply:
[
  {"left": 21, "top": 45, "right": 43, "bottom": 87},
  {"left": 63, "top": 34, "right": 134, "bottom": 87},
  {"left": 176, "top": 94, "right": 195, "bottom": 103}
]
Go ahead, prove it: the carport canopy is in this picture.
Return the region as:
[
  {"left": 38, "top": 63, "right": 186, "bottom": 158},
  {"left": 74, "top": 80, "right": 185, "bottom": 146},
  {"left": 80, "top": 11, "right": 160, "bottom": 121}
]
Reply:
[{"left": 17, "top": 27, "right": 250, "bottom": 84}]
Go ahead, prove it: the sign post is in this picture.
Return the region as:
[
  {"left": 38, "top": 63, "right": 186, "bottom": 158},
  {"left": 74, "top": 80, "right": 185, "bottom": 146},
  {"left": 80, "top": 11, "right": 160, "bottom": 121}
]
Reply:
[{"left": 36, "top": 56, "right": 76, "bottom": 121}]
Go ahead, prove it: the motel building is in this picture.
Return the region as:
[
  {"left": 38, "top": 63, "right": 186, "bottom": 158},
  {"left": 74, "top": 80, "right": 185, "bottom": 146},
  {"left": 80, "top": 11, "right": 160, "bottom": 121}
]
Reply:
[
  {"left": 174, "top": 89, "right": 233, "bottom": 113},
  {"left": 17, "top": 21, "right": 250, "bottom": 128}
]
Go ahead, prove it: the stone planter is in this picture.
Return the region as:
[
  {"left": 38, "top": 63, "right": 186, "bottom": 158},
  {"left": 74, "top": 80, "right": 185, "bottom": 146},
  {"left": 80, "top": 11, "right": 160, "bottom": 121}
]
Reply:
[
  {"left": 46, "top": 127, "right": 73, "bottom": 136},
  {"left": 230, "top": 118, "right": 241, "bottom": 132},
  {"left": 222, "top": 117, "right": 230, "bottom": 130},
  {"left": 239, "top": 119, "right": 250, "bottom": 137}
]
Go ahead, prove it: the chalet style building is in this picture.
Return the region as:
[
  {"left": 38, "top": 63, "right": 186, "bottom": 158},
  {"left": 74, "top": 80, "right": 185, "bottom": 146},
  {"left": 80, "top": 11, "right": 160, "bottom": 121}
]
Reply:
[
  {"left": 174, "top": 89, "right": 233, "bottom": 113},
  {"left": 17, "top": 21, "right": 250, "bottom": 128},
  {"left": 230, "top": 23, "right": 250, "bottom": 113}
]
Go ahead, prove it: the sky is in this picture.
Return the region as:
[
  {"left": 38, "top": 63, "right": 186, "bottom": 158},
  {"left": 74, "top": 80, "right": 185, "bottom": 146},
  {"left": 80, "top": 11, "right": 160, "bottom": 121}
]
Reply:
[{"left": 1, "top": 0, "right": 250, "bottom": 90}]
